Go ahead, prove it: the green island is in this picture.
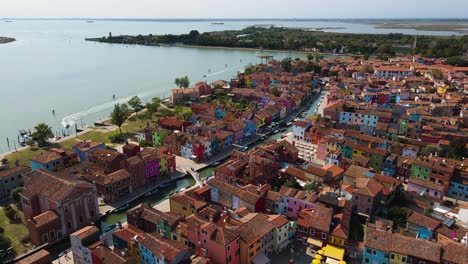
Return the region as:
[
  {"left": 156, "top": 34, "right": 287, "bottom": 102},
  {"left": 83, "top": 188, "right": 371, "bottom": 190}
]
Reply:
[
  {"left": 86, "top": 26, "right": 468, "bottom": 58},
  {"left": 0, "top": 37, "right": 15, "bottom": 44}
]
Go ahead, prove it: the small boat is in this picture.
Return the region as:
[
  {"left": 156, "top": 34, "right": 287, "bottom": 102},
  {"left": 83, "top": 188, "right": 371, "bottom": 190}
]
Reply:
[
  {"left": 273, "top": 129, "right": 280, "bottom": 134},
  {"left": 211, "top": 161, "right": 221, "bottom": 167},
  {"left": 86, "top": 21, "right": 95, "bottom": 23},
  {"left": 159, "top": 182, "right": 172, "bottom": 189},
  {"left": 286, "top": 122, "right": 293, "bottom": 127},
  {"left": 211, "top": 22, "right": 225, "bottom": 25},
  {"left": 203, "top": 74, "right": 207, "bottom": 77},
  {"left": 114, "top": 204, "right": 129, "bottom": 213},
  {"left": 281, "top": 133, "right": 289, "bottom": 138},
  {"left": 179, "top": 187, "right": 187, "bottom": 193},
  {"left": 260, "top": 135, "right": 267, "bottom": 141}
]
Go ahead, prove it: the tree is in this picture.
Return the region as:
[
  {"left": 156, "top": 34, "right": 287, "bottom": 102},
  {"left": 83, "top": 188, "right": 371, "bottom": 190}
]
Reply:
[
  {"left": 305, "top": 61, "right": 322, "bottom": 73},
  {"left": 444, "top": 138, "right": 466, "bottom": 160},
  {"left": 11, "top": 187, "right": 24, "bottom": 204},
  {"left": 283, "top": 180, "right": 300, "bottom": 189},
  {"left": 181, "top": 109, "right": 193, "bottom": 120},
  {"left": 32, "top": 123, "right": 53, "bottom": 147},
  {"left": 120, "top": 103, "right": 130, "bottom": 114},
  {"left": 431, "top": 69, "right": 443, "bottom": 80},
  {"left": 128, "top": 96, "right": 142, "bottom": 114},
  {"left": 110, "top": 103, "right": 128, "bottom": 134},
  {"left": 174, "top": 76, "right": 190, "bottom": 88},
  {"left": 281, "top": 57, "right": 293, "bottom": 72},
  {"left": 303, "top": 182, "right": 320, "bottom": 191},
  {"left": 139, "top": 140, "right": 153, "bottom": 148},
  {"left": 270, "top": 86, "right": 282, "bottom": 97},
  {"left": 420, "top": 145, "right": 441, "bottom": 156},
  {"left": 307, "top": 54, "right": 314, "bottom": 61},
  {"left": 388, "top": 206, "right": 408, "bottom": 228},
  {"left": 314, "top": 53, "right": 324, "bottom": 61},
  {"left": 189, "top": 30, "right": 200, "bottom": 39}
]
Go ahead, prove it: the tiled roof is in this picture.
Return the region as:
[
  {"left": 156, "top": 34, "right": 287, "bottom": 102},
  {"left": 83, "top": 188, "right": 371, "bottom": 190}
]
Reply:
[
  {"left": 441, "top": 241, "right": 468, "bottom": 263},
  {"left": 71, "top": 225, "right": 100, "bottom": 240},
  {"left": 22, "top": 169, "right": 93, "bottom": 202},
  {"left": 407, "top": 211, "right": 441, "bottom": 230},
  {"left": 90, "top": 148, "right": 124, "bottom": 163},
  {"left": 236, "top": 213, "right": 275, "bottom": 245},
  {"left": 0, "top": 165, "right": 30, "bottom": 178},
  {"left": 268, "top": 214, "right": 289, "bottom": 228},
  {"left": 344, "top": 165, "right": 371, "bottom": 179},
  {"left": 73, "top": 140, "right": 103, "bottom": 152},
  {"left": 137, "top": 233, "right": 189, "bottom": 262},
  {"left": 90, "top": 244, "right": 128, "bottom": 264},
  {"left": 365, "top": 224, "right": 441, "bottom": 263},
  {"left": 354, "top": 178, "right": 383, "bottom": 198},
  {"left": 31, "top": 151, "right": 62, "bottom": 164},
  {"left": 30, "top": 210, "right": 59, "bottom": 227},
  {"left": 408, "top": 177, "right": 445, "bottom": 192},
  {"left": 297, "top": 206, "right": 333, "bottom": 233},
  {"left": 17, "top": 249, "right": 50, "bottom": 264}
]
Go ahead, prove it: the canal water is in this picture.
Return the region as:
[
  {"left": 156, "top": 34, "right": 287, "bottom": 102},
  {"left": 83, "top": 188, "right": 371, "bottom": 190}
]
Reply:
[{"left": 101, "top": 90, "right": 325, "bottom": 226}]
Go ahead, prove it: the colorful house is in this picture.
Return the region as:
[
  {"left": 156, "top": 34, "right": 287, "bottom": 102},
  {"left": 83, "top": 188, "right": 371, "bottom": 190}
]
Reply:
[
  {"left": 72, "top": 140, "right": 105, "bottom": 162},
  {"left": 152, "top": 128, "right": 169, "bottom": 147}
]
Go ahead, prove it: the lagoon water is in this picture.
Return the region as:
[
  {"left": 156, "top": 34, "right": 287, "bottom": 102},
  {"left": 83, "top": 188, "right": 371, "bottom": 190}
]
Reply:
[{"left": 0, "top": 19, "right": 465, "bottom": 153}]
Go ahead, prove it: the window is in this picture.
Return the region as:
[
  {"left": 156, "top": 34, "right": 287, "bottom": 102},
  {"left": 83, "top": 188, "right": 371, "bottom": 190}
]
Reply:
[
  {"left": 90, "top": 210, "right": 95, "bottom": 217},
  {"left": 79, "top": 216, "right": 83, "bottom": 223},
  {"left": 364, "top": 258, "right": 369, "bottom": 263},
  {"left": 310, "top": 228, "right": 315, "bottom": 235},
  {"left": 64, "top": 205, "right": 69, "bottom": 213},
  {"left": 419, "top": 261, "right": 425, "bottom": 264},
  {"left": 42, "top": 233, "right": 49, "bottom": 242},
  {"left": 49, "top": 230, "right": 55, "bottom": 239},
  {"left": 355, "top": 196, "right": 359, "bottom": 200},
  {"left": 372, "top": 250, "right": 377, "bottom": 255},
  {"left": 67, "top": 222, "right": 72, "bottom": 229},
  {"left": 367, "top": 198, "right": 371, "bottom": 203},
  {"left": 366, "top": 248, "right": 371, "bottom": 254},
  {"left": 390, "top": 254, "right": 395, "bottom": 260},
  {"left": 321, "top": 233, "right": 327, "bottom": 240}
]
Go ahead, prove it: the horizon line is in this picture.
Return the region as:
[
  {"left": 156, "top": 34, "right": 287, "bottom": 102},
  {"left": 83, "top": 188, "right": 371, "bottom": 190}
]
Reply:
[{"left": 1, "top": 17, "right": 468, "bottom": 20}]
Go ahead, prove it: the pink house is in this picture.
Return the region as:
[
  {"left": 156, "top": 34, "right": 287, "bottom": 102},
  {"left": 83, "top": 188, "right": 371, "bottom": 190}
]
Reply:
[
  {"left": 407, "top": 177, "right": 444, "bottom": 200},
  {"left": 227, "top": 120, "right": 246, "bottom": 145},
  {"left": 199, "top": 222, "right": 240, "bottom": 264},
  {"left": 316, "top": 139, "right": 328, "bottom": 161},
  {"left": 280, "top": 186, "right": 318, "bottom": 219}
]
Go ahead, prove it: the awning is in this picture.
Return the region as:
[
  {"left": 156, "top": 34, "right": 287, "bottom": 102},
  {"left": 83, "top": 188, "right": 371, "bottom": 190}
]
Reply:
[
  {"left": 252, "top": 253, "right": 270, "bottom": 264},
  {"left": 307, "top": 237, "right": 324, "bottom": 247},
  {"left": 322, "top": 245, "right": 345, "bottom": 261}
]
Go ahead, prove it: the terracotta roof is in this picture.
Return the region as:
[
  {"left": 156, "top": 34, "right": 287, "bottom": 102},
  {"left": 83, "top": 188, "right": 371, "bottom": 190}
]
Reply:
[
  {"left": 90, "top": 148, "right": 124, "bottom": 163},
  {"left": 441, "top": 241, "right": 468, "bottom": 263},
  {"left": 344, "top": 165, "right": 371, "bottom": 180},
  {"left": 31, "top": 151, "right": 62, "bottom": 164},
  {"left": 236, "top": 213, "right": 275, "bottom": 245},
  {"left": 0, "top": 165, "right": 30, "bottom": 178},
  {"left": 73, "top": 140, "right": 104, "bottom": 152},
  {"left": 112, "top": 224, "right": 145, "bottom": 244},
  {"left": 90, "top": 244, "right": 128, "bottom": 264},
  {"left": 297, "top": 206, "right": 333, "bottom": 233},
  {"left": 22, "top": 169, "right": 93, "bottom": 202},
  {"left": 294, "top": 120, "right": 311, "bottom": 128},
  {"left": 71, "top": 225, "right": 100, "bottom": 240},
  {"left": 17, "top": 249, "right": 50, "bottom": 264},
  {"left": 30, "top": 210, "right": 59, "bottom": 227},
  {"left": 407, "top": 211, "right": 441, "bottom": 231},
  {"left": 137, "top": 233, "right": 189, "bottom": 262},
  {"left": 170, "top": 192, "right": 207, "bottom": 210},
  {"left": 408, "top": 177, "right": 445, "bottom": 192},
  {"left": 268, "top": 214, "right": 289, "bottom": 228},
  {"left": 305, "top": 165, "right": 328, "bottom": 178},
  {"left": 354, "top": 178, "right": 383, "bottom": 198},
  {"left": 365, "top": 224, "right": 441, "bottom": 263}
]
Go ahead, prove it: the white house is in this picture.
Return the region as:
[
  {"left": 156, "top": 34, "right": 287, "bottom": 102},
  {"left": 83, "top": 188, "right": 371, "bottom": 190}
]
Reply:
[
  {"left": 70, "top": 226, "right": 100, "bottom": 264},
  {"left": 180, "top": 142, "right": 194, "bottom": 160},
  {"left": 293, "top": 120, "right": 312, "bottom": 141},
  {"left": 374, "top": 67, "right": 413, "bottom": 79}
]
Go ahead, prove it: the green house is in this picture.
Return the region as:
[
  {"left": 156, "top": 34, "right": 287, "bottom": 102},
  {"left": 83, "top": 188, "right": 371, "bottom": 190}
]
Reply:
[{"left": 152, "top": 128, "right": 169, "bottom": 147}]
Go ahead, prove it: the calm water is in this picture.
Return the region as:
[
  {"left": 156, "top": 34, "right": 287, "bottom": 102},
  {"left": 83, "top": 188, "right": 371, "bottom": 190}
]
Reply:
[{"left": 0, "top": 19, "right": 465, "bottom": 153}]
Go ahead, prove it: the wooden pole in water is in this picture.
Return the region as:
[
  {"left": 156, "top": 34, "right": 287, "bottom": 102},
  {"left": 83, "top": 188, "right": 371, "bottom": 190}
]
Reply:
[{"left": 6, "top": 138, "right": 10, "bottom": 151}]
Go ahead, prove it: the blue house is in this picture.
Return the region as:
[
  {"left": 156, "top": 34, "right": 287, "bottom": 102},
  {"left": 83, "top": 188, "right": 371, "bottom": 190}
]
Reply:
[
  {"left": 31, "top": 152, "right": 63, "bottom": 171},
  {"left": 448, "top": 178, "right": 468, "bottom": 202},
  {"left": 72, "top": 140, "right": 105, "bottom": 162},
  {"left": 243, "top": 120, "right": 257, "bottom": 139},
  {"left": 382, "top": 155, "right": 397, "bottom": 177},
  {"left": 214, "top": 106, "right": 226, "bottom": 119},
  {"left": 362, "top": 246, "right": 389, "bottom": 264}
]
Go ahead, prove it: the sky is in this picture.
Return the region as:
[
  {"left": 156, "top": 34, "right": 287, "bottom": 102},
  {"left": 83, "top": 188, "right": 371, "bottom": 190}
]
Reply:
[{"left": 1, "top": 0, "right": 467, "bottom": 19}]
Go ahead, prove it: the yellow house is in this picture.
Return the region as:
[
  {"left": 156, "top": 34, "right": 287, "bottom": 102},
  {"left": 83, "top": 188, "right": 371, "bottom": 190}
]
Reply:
[
  {"left": 169, "top": 193, "right": 207, "bottom": 218},
  {"left": 159, "top": 155, "right": 167, "bottom": 175},
  {"left": 245, "top": 78, "right": 253, "bottom": 88},
  {"left": 389, "top": 252, "right": 408, "bottom": 264},
  {"left": 238, "top": 214, "right": 275, "bottom": 264}
]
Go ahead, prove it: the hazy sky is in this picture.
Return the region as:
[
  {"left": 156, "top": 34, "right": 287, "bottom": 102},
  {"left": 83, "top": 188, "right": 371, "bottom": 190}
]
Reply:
[{"left": 1, "top": 0, "right": 467, "bottom": 19}]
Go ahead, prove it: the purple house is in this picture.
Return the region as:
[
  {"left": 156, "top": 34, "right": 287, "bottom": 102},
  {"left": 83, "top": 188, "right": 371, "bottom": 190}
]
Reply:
[
  {"left": 144, "top": 160, "right": 160, "bottom": 180},
  {"left": 286, "top": 192, "right": 317, "bottom": 219},
  {"left": 227, "top": 120, "right": 246, "bottom": 144}
]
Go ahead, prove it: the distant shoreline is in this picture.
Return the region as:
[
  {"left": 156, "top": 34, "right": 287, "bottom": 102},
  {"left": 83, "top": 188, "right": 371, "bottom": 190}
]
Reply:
[
  {"left": 158, "top": 43, "right": 350, "bottom": 56},
  {"left": 0, "top": 37, "right": 15, "bottom": 44}
]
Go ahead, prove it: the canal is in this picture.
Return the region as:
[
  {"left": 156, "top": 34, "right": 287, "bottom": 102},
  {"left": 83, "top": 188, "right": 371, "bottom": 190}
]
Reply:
[{"left": 101, "top": 90, "right": 326, "bottom": 227}]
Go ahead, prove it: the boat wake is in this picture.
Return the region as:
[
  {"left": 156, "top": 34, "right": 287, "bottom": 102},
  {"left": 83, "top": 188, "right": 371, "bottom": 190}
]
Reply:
[
  {"left": 61, "top": 91, "right": 158, "bottom": 128},
  {"left": 204, "top": 66, "right": 243, "bottom": 77}
]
